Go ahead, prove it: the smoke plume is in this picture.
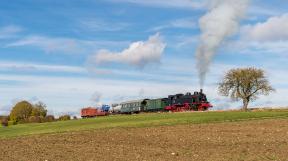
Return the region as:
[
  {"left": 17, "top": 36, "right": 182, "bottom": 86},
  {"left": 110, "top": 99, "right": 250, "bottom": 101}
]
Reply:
[
  {"left": 196, "top": 0, "right": 249, "bottom": 87},
  {"left": 90, "top": 91, "right": 102, "bottom": 106}
]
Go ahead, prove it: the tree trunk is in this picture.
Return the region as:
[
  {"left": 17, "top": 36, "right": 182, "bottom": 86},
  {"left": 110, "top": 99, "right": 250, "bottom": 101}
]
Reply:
[{"left": 242, "top": 99, "right": 249, "bottom": 111}]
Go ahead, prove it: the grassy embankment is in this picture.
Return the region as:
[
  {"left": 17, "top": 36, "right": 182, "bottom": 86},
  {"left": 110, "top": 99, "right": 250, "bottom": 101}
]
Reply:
[{"left": 1, "top": 110, "right": 288, "bottom": 138}]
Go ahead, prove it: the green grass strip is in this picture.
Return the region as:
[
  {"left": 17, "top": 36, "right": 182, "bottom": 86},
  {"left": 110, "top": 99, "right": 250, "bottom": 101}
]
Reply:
[{"left": 1, "top": 110, "right": 288, "bottom": 138}]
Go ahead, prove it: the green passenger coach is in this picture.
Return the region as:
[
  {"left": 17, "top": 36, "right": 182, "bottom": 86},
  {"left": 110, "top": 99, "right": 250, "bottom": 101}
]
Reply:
[
  {"left": 120, "top": 99, "right": 149, "bottom": 114},
  {"left": 119, "top": 98, "right": 169, "bottom": 113},
  {"left": 145, "top": 98, "right": 168, "bottom": 112}
]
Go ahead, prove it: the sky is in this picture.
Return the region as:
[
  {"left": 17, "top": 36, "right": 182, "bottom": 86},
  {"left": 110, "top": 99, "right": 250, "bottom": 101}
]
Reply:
[{"left": 0, "top": 0, "right": 288, "bottom": 116}]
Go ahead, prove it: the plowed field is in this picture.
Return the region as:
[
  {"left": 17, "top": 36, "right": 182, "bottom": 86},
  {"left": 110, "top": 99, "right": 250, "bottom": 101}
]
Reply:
[{"left": 1, "top": 118, "right": 287, "bottom": 161}]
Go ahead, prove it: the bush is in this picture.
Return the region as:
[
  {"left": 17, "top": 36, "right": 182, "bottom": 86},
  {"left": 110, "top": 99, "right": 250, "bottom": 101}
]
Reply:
[
  {"left": 9, "top": 100, "right": 49, "bottom": 124},
  {"left": 45, "top": 115, "right": 55, "bottom": 122},
  {"left": 10, "top": 101, "right": 33, "bottom": 123},
  {"left": 1, "top": 118, "right": 8, "bottom": 127},
  {"left": 28, "top": 116, "right": 43, "bottom": 123},
  {"left": 18, "top": 119, "right": 29, "bottom": 124},
  {"left": 58, "top": 115, "right": 71, "bottom": 121},
  {"left": 31, "top": 102, "right": 47, "bottom": 117},
  {"left": 73, "top": 116, "right": 78, "bottom": 120},
  {"left": 8, "top": 120, "right": 17, "bottom": 126}
]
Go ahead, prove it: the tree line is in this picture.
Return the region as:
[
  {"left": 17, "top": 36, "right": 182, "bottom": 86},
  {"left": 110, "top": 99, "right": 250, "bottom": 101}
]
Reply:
[{"left": 1, "top": 100, "right": 74, "bottom": 127}]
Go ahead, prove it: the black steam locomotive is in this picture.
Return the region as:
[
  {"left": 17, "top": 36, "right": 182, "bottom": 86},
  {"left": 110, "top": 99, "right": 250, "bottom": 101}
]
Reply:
[{"left": 164, "top": 89, "right": 212, "bottom": 112}]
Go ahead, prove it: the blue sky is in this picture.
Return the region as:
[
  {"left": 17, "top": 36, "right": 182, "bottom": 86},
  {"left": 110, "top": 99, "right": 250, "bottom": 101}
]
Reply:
[{"left": 0, "top": 0, "right": 288, "bottom": 116}]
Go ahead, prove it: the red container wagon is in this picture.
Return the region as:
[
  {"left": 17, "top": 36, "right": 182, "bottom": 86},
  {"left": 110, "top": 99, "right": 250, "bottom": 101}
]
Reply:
[{"left": 81, "top": 107, "right": 108, "bottom": 118}]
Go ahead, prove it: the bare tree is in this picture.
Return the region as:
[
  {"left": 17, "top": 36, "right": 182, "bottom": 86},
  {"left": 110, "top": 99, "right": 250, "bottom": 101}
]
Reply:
[
  {"left": 218, "top": 68, "right": 274, "bottom": 111},
  {"left": 32, "top": 101, "right": 48, "bottom": 117}
]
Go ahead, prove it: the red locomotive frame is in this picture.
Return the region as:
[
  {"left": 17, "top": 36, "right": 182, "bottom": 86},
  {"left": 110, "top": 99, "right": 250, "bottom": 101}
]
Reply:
[{"left": 164, "top": 102, "right": 212, "bottom": 112}]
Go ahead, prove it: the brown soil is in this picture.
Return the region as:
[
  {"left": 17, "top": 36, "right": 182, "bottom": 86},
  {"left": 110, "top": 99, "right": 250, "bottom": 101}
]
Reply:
[{"left": 0, "top": 119, "right": 288, "bottom": 161}]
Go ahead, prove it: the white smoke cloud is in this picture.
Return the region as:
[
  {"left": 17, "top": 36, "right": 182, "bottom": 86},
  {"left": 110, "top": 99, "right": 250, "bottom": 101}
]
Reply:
[
  {"left": 242, "top": 13, "right": 288, "bottom": 42},
  {"left": 196, "top": 0, "right": 250, "bottom": 88},
  {"left": 94, "top": 33, "right": 166, "bottom": 68},
  {"left": 90, "top": 91, "right": 102, "bottom": 106},
  {"left": 138, "top": 88, "right": 145, "bottom": 98}
]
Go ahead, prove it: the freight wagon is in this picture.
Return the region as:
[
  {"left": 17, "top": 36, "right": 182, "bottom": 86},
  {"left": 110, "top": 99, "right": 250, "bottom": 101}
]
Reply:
[
  {"left": 81, "top": 107, "right": 109, "bottom": 118},
  {"left": 111, "top": 103, "right": 122, "bottom": 114}
]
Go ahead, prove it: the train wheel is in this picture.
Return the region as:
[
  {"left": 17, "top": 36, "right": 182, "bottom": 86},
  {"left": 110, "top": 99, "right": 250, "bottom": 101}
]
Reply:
[{"left": 184, "top": 104, "right": 191, "bottom": 111}]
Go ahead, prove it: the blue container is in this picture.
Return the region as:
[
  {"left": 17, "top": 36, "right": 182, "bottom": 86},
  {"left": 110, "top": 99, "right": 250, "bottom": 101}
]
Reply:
[{"left": 101, "top": 105, "right": 110, "bottom": 112}]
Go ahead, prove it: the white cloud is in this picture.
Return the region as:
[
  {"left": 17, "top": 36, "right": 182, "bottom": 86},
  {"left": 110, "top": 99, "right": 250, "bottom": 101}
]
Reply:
[
  {"left": 151, "top": 18, "right": 197, "bottom": 31},
  {"left": 248, "top": 6, "right": 283, "bottom": 17},
  {"left": 107, "top": 0, "right": 206, "bottom": 9},
  {"left": 242, "top": 13, "right": 288, "bottom": 42},
  {"left": 173, "top": 35, "right": 198, "bottom": 48},
  {"left": 0, "top": 25, "right": 22, "bottom": 39},
  {"left": 225, "top": 13, "right": 288, "bottom": 55},
  {"left": 80, "top": 19, "right": 130, "bottom": 31},
  {"left": 0, "top": 61, "right": 86, "bottom": 73},
  {"left": 6, "top": 36, "right": 86, "bottom": 54},
  {"left": 6, "top": 35, "right": 129, "bottom": 55},
  {"left": 92, "top": 33, "right": 166, "bottom": 68}
]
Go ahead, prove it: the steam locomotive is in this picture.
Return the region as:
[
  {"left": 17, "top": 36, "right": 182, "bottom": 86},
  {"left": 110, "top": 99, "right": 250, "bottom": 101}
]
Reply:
[
  {"left": 81, "top": 89, "right": 212, "bottom": 117},
  {"left": 165, "top": 89, "right": 212, "bottom": 112}
]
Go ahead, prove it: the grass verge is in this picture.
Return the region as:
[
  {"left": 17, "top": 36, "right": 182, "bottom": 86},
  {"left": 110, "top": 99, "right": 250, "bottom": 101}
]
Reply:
[{"left": 1, "top": 110, "right": 288, "bottom": 138}]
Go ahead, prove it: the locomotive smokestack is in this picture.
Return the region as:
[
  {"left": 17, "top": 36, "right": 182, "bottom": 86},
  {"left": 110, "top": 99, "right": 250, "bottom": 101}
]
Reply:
[{"left": 200, "top": 89, "right": 203, "bottom": 93}]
